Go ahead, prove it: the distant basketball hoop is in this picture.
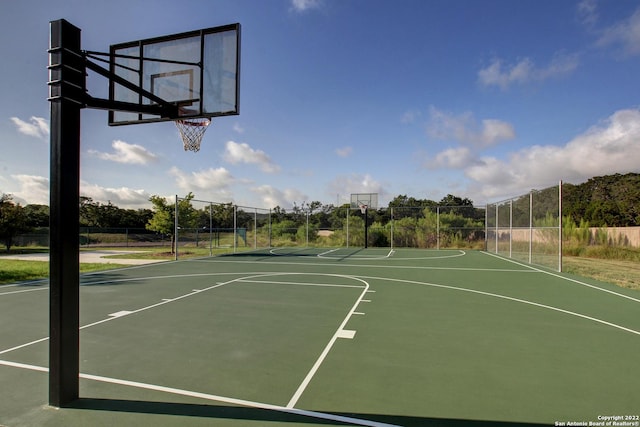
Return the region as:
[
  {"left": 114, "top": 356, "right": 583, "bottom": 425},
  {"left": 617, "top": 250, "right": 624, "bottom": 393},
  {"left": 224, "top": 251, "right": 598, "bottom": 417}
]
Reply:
[
  {"left": 175, "top": 117, "right": 211, "bottom": 152},
  {"left": 350, "top": 193, "right": 378, "bottom": 249}
]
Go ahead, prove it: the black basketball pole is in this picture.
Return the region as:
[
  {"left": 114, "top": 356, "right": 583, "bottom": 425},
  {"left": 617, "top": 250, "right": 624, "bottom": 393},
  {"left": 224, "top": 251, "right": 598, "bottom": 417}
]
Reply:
[
  {"left": 364, "top": 207, "right": 368, "bottom": 249},
  {"left": 48, "top": 19, "right": 82, "bottom": 407}
]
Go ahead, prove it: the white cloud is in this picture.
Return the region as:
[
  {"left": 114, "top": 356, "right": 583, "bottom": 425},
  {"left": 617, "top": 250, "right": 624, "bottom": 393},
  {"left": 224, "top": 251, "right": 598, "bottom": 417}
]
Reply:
[
  {"left": 290, "top": 0, "right": 322, "bottom": 13},
  {"left": 9, "top": 174, "right": 49, "bottom": 205},
  {"left": 596, "top": 7, "right": 640, "bottom": 56},
  {"left": 478, "top": 53, "right": 579, "bottom": 90},
  {"left": 401, "top": 110, "right": 421, "bottom": 124},
  {"left": 79, "top": 181, "right": 151, "bottom": 209},
  {"left": 233, "top": 123, "right": 245, "bottom": 134},
  {"left": 429, "top": 147, "right": 474, "bottom": 169},
  {"left": 10, "top": 116, "right": 49, "bottom": 140},
  {"left": 465, "top": 108, "right": 640, "bottom": 199},
  {"left": 327, "top": 173, "right": 386, "bottom": 200},
  {"left": 223, "top": 141, "right": 281, "bottom": 173},
  {"left": 427, "top": 107, "right": 515, "bottom": 147},
  {"left": 335, "top": 146, "right": 353, "bottom": 158},
  {"left": 7, "top": 173, "right": 152, "bottom": 209},
  {"left": 577, "top": 0, "right": 598, "bottom": 28},
  {"left": 250, "top": 185, "right": 307, "bottom": 209},
  {"left": 88, "top": 140, "right": 157, "bottom": 164},
  {"left": 169, "top": 166, "right": 236, "bottom": 202}
]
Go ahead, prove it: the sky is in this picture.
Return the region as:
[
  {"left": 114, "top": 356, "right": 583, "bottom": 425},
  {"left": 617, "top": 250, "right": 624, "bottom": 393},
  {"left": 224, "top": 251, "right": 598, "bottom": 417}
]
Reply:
[{"left": 1, "top": 0, "right": 640, "bottom": 210}]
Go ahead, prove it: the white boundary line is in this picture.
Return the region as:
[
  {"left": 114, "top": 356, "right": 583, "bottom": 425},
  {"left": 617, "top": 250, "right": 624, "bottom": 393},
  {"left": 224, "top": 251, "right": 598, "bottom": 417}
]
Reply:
[
  {"left": 287, "top": 275, "right": 370, "bottom": 408},
  {"left": 359, "top": 275, "right": 640, "bottom": 336},
  {"left": 0, "top": 337, "right": 49, "bottom": 356},
  {"left": 237, "top": 278, "right": 363, "bottom": 289},
  {"left": 0, "top": 359, "right": 400, "bottom": 427},
  {"left": 0, "top": 273, "right": 395, "bottom": 427},
  {"left": 482, "top": 251, "right": 640, "bottom": 304},
  {"left": 0, "top": 287, "right": 48, "bottom": 296},
  {"left": 317, "top": 249, "right": 395, "bottom": 260},
  {"left": 266, "top": 247, "right": 465, "bottom": 261},
  {"left": 191, "top": 258, "right": 535, "bottom": 274},
  {"left": 0, "top": 271, "right": 369, "bottom": 356}
]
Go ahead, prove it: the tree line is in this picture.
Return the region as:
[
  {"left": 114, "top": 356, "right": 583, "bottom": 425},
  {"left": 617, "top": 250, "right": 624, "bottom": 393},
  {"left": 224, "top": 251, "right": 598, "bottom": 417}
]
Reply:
[{"left": 1, "top": 172, "right": 639, "bottom": 251}]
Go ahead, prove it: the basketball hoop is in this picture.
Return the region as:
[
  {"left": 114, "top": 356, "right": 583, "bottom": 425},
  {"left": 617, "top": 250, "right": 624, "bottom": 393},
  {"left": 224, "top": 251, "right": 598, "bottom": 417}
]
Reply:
[
  {"left": 175, "top": 117, "right": 211, "bottom": 152},
  {"left": 359, "top": 204, "right": 368, "bottom": 214}
]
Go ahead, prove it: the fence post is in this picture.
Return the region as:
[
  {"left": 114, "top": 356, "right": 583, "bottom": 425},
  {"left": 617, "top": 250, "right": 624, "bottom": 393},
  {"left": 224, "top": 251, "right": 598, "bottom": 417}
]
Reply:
[
  {"left": 390, "top": 207, "right": 394, "bottom": 250},
  {"left": 346, "top": 207, "right": 350, "bottom": 248},
  {"left": 484, "top": 205, "right": 488, "bottom": 251},
  {"left": 529, "top": 191, "right": 533, "bottom": 264},
  {"left": 559, "top": 180, "right": 563, "bottom": 272},
  {"left": 209, "top": 203, "right": 213, "bottom": 256},
  {"left": 269, "top": 208, "right": 272, "bottom": 248},
  {"left": 495, "top": 203, "right": 499, "bottom": 254},
  {"left": 436, "top": 206, "right": 440, "bottom": 250},
  {"left": 509, "top": 199, "right": 513, "bottom": 258},
  {"left": 174, "top": 195, "right": 179, "bottom": 261}
]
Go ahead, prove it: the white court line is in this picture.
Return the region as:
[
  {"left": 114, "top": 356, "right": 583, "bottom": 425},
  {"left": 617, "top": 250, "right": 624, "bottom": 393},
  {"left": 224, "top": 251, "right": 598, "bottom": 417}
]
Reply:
[
  {"left": 0, "top": 287, "right": 48, "bottom": 296},
  {"left": 287, "top": 276, "right": 371, "bottom": 409},
  {"left": 482, "top": 251, "right": 640, "bottom": 304},
  {"left": 317, "top": 248, "right": 339, "bottom": 257},
  {"left": 0, "top": 275, "right": 245, "bottom": 355},
  {"left": 317, "top": 248, "right": 395, "bottom": 260},
  {"left": 359, "top": 275, "right": 640, "bottom": 336},
  {"left": 236, "top": 278, "right": 364, "bottom": 289},
  {"left": 190, "top": 257, "right": 535, "bottom": 274},
  {"left": 337, "top": 329, "right": 357, "bottom": 339},
  {"left": 0, "top": 337, "right": 49, "bottom": 356},
  {"left": 78, "top": 278, "right": 245, "bottom": 331},
  {"left": 0, "top": 359, "right": 400, "bottom": 427}
]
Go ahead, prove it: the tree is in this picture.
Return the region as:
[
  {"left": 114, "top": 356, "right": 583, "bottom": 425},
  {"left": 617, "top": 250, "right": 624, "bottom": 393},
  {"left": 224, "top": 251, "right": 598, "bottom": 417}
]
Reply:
[
  {"left": 146, "top": 193, "right": 195, "bottom": 253},
  {"left": 23, "top": 204, "right": 49, "bottom": 227},
  {"left": 79, "top": 196, "right": 101, "bottom": 227},
  {"left": 439, "top": 194, "right": 473, "bottom": 207},
  {"left": 0, "top": 194, "right": 32, "bottom": 252},
  {"left": 211, "top": 203, "right": 235, "bottom": 229},
  {"left": 563, "top": 173, "right": 640, "bottom": 227}
]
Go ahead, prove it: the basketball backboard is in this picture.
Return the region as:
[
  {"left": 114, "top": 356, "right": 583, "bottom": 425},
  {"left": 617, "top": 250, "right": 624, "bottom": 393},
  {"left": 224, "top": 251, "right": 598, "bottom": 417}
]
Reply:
[
  {"left": 350, "top": 193, "right": 378, "bottom": 210},
  {"left": 108, "top": 23, "right": 240, "bottom": 125}
]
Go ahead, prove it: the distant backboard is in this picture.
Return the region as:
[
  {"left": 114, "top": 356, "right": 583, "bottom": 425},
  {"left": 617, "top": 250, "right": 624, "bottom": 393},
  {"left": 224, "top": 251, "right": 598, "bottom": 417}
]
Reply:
[
  {"left": 350, "top": 193, "right": 378, "bottom": 210},
  {"left": 108, "top": 23, "right": 240, "bottom": 125}
]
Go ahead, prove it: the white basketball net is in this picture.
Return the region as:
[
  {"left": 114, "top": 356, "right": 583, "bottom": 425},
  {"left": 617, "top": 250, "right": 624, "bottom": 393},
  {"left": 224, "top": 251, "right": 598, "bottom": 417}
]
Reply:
[
  {"left": 359, "top": 204, "right": 368, "bottom": 214},
  {"left": 175, "top": 117, "right": 211, "bottom": 152}
]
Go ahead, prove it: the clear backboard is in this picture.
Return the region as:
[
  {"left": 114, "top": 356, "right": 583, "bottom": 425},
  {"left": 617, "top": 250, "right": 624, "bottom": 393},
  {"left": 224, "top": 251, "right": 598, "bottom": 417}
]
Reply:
[
  {"left": 108, "top": 23, "right": 240, "bottom": 125},
  {"left": 350, "top": 193, "right": 378, "bottom": 210}
]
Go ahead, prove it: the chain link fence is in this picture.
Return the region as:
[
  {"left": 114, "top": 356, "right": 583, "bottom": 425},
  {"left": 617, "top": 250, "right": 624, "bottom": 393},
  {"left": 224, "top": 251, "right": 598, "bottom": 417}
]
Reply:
[
  {"left": 175, "top": 198, "right": 486, "bottom": 257},
  {"left": 485, "top": 183, "right": 562, "bottom": 271},
  {"left": 11, "top": 189, "right": 561, "bottom": 273}
]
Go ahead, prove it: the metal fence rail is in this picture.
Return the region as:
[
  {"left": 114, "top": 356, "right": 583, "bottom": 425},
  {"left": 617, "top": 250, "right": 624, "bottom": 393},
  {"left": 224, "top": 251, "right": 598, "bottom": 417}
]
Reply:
[{"left": 485, "top": 182, "right": 562, "bottom": 271}]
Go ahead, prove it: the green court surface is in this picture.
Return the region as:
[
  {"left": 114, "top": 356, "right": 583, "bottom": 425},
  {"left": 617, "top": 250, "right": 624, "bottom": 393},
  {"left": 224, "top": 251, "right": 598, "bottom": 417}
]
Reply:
[{"left": 1, "top": 248, "right": 639, "bottom": 426}]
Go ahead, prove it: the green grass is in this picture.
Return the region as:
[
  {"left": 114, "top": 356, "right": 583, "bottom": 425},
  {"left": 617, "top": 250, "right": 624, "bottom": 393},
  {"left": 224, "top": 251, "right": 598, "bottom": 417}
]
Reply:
[
  {"left": 0, "top": 259, "right": 129, "bottom": 285},
  {"left": 562, "top": 256, "right": 640, "bottom": 291},
  {"left": 0, "top": 245, "right": 259, "bottom": 285}
]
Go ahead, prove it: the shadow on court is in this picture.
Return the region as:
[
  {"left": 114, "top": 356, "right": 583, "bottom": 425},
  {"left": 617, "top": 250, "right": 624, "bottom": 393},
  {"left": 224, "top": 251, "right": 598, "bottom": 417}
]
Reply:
[
  {"left": 68, "top": 398, "right": 547, "bottom": 426},
  {"left": 80, "top": 271, "right": 138, "bottom": 286}
]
